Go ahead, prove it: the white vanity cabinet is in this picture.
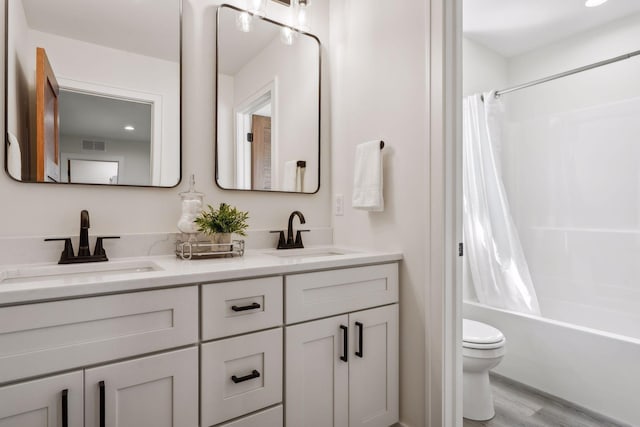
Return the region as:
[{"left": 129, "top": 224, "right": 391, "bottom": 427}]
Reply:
[
  {"left": 0, "top": 253, "right": 400, "bottom": 427},
  {"left": 285, "top": 264, "right": 400, "bottom": 427},
  {"left": 0, "top": 287, "right": 199, "bottom": 427}
]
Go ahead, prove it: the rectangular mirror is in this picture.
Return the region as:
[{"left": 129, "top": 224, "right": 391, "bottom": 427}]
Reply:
[
  {"left": 215, "top": 4, "right": 320, "bottom": 193},
  {"left": 5, "top": 0, "right": 181, "bottom": 187}
]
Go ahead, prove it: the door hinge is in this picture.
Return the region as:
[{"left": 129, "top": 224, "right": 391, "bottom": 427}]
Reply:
[
  {"left": 247, "top": 132, "right": 254, "bottom": 142},
  {"left": 458, "top": 242, "right": 463, "bottom": 257}
]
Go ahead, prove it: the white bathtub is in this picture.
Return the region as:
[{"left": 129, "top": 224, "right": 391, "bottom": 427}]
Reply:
[{"left": 464, "top": 300, "right": 640, "bottom": 426}]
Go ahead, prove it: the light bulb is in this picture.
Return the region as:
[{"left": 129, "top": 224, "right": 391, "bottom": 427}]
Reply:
[
  {"left": 585, "top": 0, "right": 608, "bottom": 7},
  {"left": 236, "top": 11, "right": 252, "bottom": 33},
  {"left": 296, "top": 0, "right": 309, "bottom": 31},
  {"left": 280, "top": 27, "right": 295, "bottom": 46},
  {"left": 249, "top": 0, "right": 266, "bottom": 16}
]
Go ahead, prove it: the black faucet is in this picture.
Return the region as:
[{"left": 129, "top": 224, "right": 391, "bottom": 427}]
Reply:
[
  {"left": 45, "top": 210, "right": 120, "bottom": 264},
  {"left": 271, "top": 211, "right": 310, "bottom": 249},
  {"left": 78, "top": 210, "right": 91, "bottom": 257}
]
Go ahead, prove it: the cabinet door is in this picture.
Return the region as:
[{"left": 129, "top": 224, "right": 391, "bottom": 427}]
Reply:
[
  {"left": 84, "top": 347, "right": 198, "bottom": 427},
  {"left": 349, "top": 305, "right": 399, "bottom": 427},
  {"left": 0, "top": 371, "right": 82, "bottom": 427},
  {"left": 285, "top": 315, "right": 348, "bottom": 427}
]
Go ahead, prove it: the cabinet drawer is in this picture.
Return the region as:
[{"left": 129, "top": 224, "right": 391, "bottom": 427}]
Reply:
[
  {"left": 201, "top": 276, "right": 282, "bottom": 340},
  {"left": 218, "top": 405, "right": 283, "bottom": 427},
  {"left": 0, "top": 287, "right": 198, "bottom": 383},
  {"left": 285, "top": 263, "right": 399, "bottom": 323},
  {"left": 201, "top": 328, "right": 282, "bottom": 426}
]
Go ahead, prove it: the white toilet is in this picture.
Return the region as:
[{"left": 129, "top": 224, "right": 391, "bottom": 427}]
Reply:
[{"left": 462, "top": 319, "right": 506, "bottom": 421}]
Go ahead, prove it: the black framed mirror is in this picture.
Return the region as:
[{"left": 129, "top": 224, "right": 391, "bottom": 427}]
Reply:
[
  {"left": 215, "top": 4, "right": 321, "bottom": 194},
  {"left": 5, "top": 0, "right": 181, "bottom": 187}
]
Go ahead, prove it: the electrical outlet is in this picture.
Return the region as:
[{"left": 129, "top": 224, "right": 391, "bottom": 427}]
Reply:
[{"left": 335, "top": 194, "right": 344, "bottom": 216}]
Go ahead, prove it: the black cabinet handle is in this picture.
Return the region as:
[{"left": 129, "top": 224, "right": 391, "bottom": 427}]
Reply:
[
  {"left": 231, "top": 369, "right": 261, "bottom": 383},
  {"left": 61, "top": 389, "right": 68, "bottom": 427},
  {"left": 340, "top": 325, "right": 348, "bottom": 362},
  {"left": 355, "top": 321, "right": 364, "bottom": 358},
  {"left": 231, "top": 302, "right": 261, "bottom": 312},
  {"left": 99, "top": 381, "right": 105, "bottom": 427}
]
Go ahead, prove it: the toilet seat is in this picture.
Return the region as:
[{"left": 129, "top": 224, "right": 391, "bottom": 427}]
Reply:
[{"left": 463, "top": 319, "right": 505, "bottom": 350}]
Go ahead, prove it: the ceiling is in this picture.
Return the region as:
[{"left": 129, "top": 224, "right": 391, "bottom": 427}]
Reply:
[
  {"left": 218, "top": 7, "right": 281, "bottom": 75},
  {"left": 463, "top": 0, "right": 640, "bottom": 57},
  {"left": 59, "top": 91, "right": 152, "bottom": 143},
  {"left": 21, "top": 0, "right": 179, "bottom": 62}
]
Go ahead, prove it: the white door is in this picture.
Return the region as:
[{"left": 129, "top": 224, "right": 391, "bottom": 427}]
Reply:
[
  {"left": 349, "top": 305, "right": 399, "bottom": 427},
  {"left": 0, "top": 371, "right": 83, "bottom": 427},
  {"left": 285, "top": 315, "right": 349, "bottom": 427},
  {"left": 84, "top": 347, "right": 198, "bottom": 427}
]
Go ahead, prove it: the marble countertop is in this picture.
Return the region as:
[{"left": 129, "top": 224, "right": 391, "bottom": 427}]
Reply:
[{"left": 0, "top": 247, "right": 402, "bottom": 306}]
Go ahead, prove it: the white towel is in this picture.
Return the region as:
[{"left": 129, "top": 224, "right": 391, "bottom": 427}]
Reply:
[
  {"left": 352, "top": 140, "right": 384, "bottom": 211},
  {"left": 283, "top": 160, "right": 297, "bottom": 191},
  {"left": 7, "top": 132, "right": 22, "bottom": 180}
]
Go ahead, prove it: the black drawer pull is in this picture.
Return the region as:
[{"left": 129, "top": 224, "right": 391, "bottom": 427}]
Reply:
[
  {"left": 231, "top": 369, "right": 261, "bottom": 383},
  {"left": 355, "top": 321, "right": 364, "bottom": 358},
  {"left": 231, "top": 302, "right": 261, "bottom": 312},
  {"left": 340, "top": 325, "right": 348, "bottom": 362},
  {"left": 99, "top": 381, "right": 105, "bottom": 427},
  {"left": 61, "top": 389, "right": 68, "bottom": 427}
]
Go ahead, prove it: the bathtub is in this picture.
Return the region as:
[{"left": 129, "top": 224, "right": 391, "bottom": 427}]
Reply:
[{"left": 464, "top": 300, "right": 640, "bottom": 426}]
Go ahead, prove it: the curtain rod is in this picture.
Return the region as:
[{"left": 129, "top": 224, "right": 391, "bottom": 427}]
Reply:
[{"left": 494, "top": 48, "right": 640, "bottom": 98}]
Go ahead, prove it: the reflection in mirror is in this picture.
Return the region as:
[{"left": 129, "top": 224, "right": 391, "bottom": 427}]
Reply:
[
  {"left": 5, "top": 0, "right": 181, "bottom": 187},
  {"left": 216, "top": 5, "right": 320, "bottom": 193}
]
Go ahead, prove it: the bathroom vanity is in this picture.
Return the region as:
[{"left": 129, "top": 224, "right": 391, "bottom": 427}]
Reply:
[{"left": 0, "top": 249, "right": 400, "bottom": 427}]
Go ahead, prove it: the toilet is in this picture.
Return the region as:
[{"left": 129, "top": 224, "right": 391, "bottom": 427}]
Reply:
[{"left": 462, "top": 319, "right": 506, "bottom": 421}]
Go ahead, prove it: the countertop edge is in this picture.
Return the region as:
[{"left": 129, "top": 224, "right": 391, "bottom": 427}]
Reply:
[{"left": 0, "top": 249, "right": 403, "bottom": 306}]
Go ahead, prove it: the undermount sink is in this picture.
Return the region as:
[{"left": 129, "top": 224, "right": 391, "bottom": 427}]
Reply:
[
  {"left": 0, "top": 259, "right": 163, "bottom": 285},
  {"left": 266, "top": 247, "right": 352, "bottom": 259}
]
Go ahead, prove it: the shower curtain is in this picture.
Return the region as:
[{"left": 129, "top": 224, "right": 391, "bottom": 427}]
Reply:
[{"left": 463, "top": 92, "right": 541, "bottom": 315}]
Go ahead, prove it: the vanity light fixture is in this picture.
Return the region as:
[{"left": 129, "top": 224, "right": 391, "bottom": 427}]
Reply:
[
  {"left": 296, "top": 0, "right": 310, "bottom": 31},
  {"left": 585, "top": 0, "right": 608, "bottom": 7},
  {"left": 124, "top": 125, "right": 135, "bottom": 131},
  {"left": 249, "top": 0, "right": 267, "bottom": 16}
]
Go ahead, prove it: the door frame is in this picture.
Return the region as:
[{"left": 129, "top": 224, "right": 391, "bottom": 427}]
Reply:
[
  {"left": 427, "top": 0, "right": 463, "bottom": 426},
  {"left": 56, "top": 77, "right": 163, "bottom": 185},
  {"left": 233, "top": 79, "right": 278, "bottom": 190}
]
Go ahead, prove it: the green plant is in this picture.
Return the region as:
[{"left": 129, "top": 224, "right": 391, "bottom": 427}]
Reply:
[{"left": 194, "top": 203, "right": 249, "bottom": 236}]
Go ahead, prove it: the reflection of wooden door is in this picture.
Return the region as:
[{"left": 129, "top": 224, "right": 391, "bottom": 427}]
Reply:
[
  {"left": 36, "top": 47, "right": 60, "bottom": 182},
  {"left": 251, "top": 115, "right": 271, "bottom": 190}
]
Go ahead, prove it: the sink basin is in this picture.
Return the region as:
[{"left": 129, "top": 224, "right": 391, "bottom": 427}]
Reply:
[
  {"left": 0, "top": 259, "right": 163, "bottom": 285},
  {"left": 266, "top": 248, "right": 352, "bottom": 259}
]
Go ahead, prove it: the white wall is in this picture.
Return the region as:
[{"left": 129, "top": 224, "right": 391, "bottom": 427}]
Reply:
[
  {"left": 0, "top": 0, "right": 332, "bottom": 238},
  {"left": 330, "top": 0, "right": 428, "bottom": 425},
  {"left": 462, "top": 37, "right": 508, "bottom": 97},
  {"left": 232, "top": 31, "right": 320, "bottom": 192},
  {"left": 60, "top": 136, "right": 151, "bottom": 185},
  {"left": 6, "top": 0, "right": 30, "bottom": 178},
  {"left": 217, "top": 73, "right": 235, "bottom": 188}
]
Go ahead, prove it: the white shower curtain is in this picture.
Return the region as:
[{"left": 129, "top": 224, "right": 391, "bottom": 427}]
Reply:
[{"left": 463, "top": 92, "right": 541, "bottom": 315}]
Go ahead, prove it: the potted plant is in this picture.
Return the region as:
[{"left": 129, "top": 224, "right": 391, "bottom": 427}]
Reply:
[{"left": 194, "top": 203, "right": 249, "bottom": 251}]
